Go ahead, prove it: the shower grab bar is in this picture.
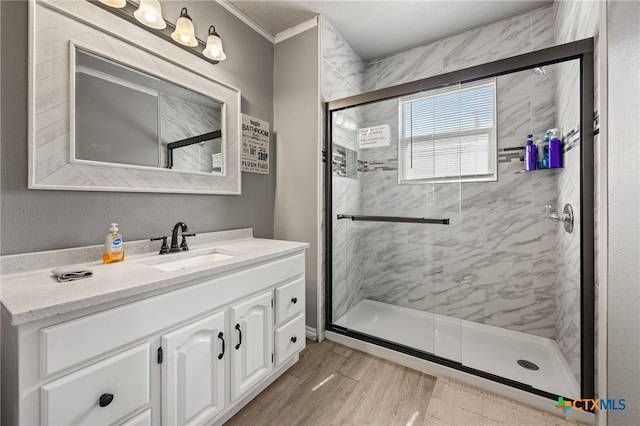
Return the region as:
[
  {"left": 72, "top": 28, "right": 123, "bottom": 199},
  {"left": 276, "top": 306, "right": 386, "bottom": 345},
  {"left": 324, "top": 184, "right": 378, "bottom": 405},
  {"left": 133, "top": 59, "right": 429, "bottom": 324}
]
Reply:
[{"left": 337, "top": 214, "right": 450, "bottom": 225}]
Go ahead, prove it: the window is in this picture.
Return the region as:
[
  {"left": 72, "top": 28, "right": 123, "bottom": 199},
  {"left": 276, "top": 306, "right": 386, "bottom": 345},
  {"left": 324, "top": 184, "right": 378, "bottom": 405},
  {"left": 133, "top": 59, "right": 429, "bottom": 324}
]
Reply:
[{"left": 399, "top": 78, "right": 497, "bottom": 183}]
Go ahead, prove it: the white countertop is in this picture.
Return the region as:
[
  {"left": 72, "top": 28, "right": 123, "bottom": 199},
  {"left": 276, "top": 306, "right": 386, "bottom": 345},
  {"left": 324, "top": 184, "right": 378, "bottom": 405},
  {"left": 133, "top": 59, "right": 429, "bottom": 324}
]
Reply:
[{"left": 1, "top": 230, "right": 308, "bottom": 326}]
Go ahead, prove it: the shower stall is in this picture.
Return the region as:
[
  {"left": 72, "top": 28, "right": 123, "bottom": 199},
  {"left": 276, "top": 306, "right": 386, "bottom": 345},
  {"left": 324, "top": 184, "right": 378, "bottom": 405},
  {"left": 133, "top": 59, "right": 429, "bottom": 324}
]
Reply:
[{"left": 325, "top": 39, "right": 594, "bottom": 402}]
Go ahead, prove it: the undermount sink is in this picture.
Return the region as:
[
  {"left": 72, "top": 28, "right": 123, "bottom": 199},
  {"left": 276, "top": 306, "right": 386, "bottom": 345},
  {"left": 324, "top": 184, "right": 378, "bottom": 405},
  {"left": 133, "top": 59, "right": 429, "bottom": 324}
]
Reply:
[{"left": 141, "top": 248, "right": 239, "bottom": 272}]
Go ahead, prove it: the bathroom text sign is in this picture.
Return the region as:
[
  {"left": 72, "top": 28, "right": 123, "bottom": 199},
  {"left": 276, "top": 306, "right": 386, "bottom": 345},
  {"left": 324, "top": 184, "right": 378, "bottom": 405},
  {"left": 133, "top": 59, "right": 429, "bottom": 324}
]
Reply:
[
  {"left": 241, "top": 114, "right": 270, "bottom": 174},
  {"left": 358, "top": 125, "right": 390, "bottom": 149}
]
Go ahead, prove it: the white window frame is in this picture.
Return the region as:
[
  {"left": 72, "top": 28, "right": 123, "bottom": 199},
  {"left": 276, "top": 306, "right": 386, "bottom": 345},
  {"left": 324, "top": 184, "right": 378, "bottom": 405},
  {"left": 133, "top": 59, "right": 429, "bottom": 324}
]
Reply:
[{"left": 398, "top": 79, "right": 497, "bottom": 184}]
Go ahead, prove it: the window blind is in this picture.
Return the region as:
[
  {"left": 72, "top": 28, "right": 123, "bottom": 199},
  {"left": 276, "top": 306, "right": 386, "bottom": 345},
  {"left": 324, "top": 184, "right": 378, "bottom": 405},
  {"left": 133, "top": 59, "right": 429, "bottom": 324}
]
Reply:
[{"left": 399, "top": 79, "right": 497, "bottom": 183}]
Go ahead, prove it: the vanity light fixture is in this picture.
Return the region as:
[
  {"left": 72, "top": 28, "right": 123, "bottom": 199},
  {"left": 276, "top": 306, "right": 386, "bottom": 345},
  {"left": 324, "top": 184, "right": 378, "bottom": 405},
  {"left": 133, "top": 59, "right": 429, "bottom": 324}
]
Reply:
[
  {"left": 133, "top": 0, "right": 166, "bottom": 29},
  {"left": 171, "top": 7, "right": 198, "bottom": 47},
  {"left": 99, "top": 0, "right": 126, "bottom": 8},
  {"left": 203, "top": 26, "right": 226, "bottom": 61},
  {"left": 90, "top": 1, "right": 226, "bottom": 64}
]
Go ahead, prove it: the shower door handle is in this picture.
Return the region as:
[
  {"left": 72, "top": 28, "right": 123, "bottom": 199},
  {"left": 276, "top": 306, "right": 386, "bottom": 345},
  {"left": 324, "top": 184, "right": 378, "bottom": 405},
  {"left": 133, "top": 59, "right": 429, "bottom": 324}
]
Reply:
[{"left": 337, "top": 214, "right": 449, "bottom": 225}]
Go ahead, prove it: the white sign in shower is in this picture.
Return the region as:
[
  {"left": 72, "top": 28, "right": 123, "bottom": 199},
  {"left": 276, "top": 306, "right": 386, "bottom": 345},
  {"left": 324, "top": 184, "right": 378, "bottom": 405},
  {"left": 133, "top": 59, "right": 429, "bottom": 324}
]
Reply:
[{"left": 358, "top": 124, "right": 390, "bottom": 149}]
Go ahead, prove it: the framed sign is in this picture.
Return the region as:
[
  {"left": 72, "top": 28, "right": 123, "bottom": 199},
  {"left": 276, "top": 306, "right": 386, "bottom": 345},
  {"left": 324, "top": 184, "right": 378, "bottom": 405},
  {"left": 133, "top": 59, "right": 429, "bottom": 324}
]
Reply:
[{"left": 241, "top": 114, "right": 270, "bottom": 174}]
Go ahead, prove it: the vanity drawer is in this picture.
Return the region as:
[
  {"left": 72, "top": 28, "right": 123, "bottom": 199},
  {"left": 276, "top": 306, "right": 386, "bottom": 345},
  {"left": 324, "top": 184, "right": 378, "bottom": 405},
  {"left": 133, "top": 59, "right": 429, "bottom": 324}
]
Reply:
[
  {"left": 120, "top": 409, "right": 152, "bottom": 426},
  {"left": 275, "top": 277, "right": 305, "bottom": 325},
  {"left": 41, "top": 344, "right": 150, "bottom": 426},
  {"left": 274, "top": 314, "right": 305, "bottom": 366}
]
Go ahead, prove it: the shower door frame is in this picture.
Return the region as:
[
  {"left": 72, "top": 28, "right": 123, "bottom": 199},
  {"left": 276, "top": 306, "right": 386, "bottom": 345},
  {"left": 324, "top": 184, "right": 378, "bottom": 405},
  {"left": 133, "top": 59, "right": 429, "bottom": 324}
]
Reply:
[{"left": 324, "top": 38, "right": 595, "bottom": 402}]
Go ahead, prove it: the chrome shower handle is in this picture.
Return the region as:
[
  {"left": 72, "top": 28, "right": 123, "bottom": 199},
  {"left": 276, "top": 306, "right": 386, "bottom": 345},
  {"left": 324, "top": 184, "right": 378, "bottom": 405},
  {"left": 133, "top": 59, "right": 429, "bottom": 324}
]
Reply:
[
  {"left": 545, "top": 205, "right": 562, "bottom": 222},
  {"left": 545, "top": 204, "right": 574, "bottom": 233}
]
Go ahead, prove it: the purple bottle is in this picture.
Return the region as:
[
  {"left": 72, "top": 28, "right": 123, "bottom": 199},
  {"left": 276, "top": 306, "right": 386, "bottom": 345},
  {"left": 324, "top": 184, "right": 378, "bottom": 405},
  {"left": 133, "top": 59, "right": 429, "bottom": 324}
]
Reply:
[
  {"left": 549, "top": 136, "right": 562, "bottom": 168},
  {"left": 524, "top": 134, "right": 537, "bottom": 171}
]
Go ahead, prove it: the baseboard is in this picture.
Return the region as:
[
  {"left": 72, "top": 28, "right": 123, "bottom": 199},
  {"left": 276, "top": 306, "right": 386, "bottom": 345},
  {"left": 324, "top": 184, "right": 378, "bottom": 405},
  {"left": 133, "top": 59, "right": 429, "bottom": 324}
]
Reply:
[{"left": 305, "top": 325, "right": 317, "bottom": 340}]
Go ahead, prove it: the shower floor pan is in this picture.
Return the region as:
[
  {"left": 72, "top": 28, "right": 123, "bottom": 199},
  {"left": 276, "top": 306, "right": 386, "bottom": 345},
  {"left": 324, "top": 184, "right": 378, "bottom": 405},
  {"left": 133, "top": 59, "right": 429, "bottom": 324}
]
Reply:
[{"left": 334, "top": 299, "right": 580, "bottom": 400}]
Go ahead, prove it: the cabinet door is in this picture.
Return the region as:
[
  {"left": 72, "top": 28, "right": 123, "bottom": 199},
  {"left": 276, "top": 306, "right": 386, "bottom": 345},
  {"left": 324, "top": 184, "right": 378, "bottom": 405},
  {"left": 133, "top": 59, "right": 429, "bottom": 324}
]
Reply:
[
  {"left": 230, "top": 290, "right": 273, "bottom": 401},
  {"left": 161, "top": 311, "right": 226, "bottom": 426}
]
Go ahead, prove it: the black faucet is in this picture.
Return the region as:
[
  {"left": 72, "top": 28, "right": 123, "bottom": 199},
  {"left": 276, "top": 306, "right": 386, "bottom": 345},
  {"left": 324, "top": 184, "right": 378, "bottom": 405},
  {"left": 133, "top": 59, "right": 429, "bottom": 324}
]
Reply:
[
  {"left": 170, "top": 222, "right": 195, "bottom": 253},
  {"left": 151, "top": 222, "right": 197, "bottom": 254}
]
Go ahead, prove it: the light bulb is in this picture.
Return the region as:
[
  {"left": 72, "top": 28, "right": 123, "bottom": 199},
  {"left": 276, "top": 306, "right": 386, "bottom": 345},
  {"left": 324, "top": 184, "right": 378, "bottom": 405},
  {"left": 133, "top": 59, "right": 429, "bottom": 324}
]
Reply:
[
  {"left": 203, "top": 26, "right": 227, "bottom": 61},
  {"left": 134, "top": 0, "right": 166, "bottom": 29},
  {"left": 171, "top": 8, "right": 198, "bottom": 47}
]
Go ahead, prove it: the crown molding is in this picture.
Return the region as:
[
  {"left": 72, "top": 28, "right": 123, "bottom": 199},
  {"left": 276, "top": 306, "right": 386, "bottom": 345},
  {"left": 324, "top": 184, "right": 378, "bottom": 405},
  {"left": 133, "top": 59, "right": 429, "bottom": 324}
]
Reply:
[
  {"left": 216, "top": 0, "right": 275, "bottom": 43},
  {"left": 274, "top": 16, "right": 319, "bottom": 43}
]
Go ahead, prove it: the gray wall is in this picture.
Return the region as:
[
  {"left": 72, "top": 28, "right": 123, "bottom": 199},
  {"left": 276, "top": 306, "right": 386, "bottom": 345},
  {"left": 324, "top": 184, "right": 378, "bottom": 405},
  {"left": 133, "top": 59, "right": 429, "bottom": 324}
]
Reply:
[
  {"left": 0, "top": 0, "right": 275, "bottom": 255},
  {"left": 273, "top": 27, "right": 320, "bottom": 328},
  {"left": 607, "top": 1, "right": 640, "bottom": 424}
]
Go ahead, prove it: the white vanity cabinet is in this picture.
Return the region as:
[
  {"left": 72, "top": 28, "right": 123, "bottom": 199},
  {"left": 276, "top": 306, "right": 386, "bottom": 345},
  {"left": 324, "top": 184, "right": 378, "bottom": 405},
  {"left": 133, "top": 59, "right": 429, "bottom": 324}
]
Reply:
[
  {"left": 161, "top": 310, "right": 227, "bottom": 425},
  {"left": 230, "top": 291, "right": 273, "bottom": 401},
  {"left": 1, "top": 247, "right": 307, "bottom": 426}
]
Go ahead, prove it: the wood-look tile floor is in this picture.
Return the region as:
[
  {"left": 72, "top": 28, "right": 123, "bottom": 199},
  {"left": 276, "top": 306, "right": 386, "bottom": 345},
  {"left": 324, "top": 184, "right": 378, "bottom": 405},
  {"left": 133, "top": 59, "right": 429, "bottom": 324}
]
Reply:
[{"left": 225, "top": 339, "right": 588, "bottom": 426}]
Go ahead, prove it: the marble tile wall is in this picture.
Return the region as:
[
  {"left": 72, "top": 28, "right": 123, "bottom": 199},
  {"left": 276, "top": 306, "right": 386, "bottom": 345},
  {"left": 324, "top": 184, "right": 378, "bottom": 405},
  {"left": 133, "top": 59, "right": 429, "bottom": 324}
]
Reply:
[
  {"left": 351, "top": 6, "right": 560, "bottom": 339},
  {"left": 321, "top": 18, "right": 365, "bottom": 103},
  {"left": 365, "top": 6, "right": 555, "bottom": 91},
  {"left": 322, "top": 18, "right": 366, "bottom": 322},
  {"left": 553, "top": 0, "right": 600, "bottom": 386},
  {"left": 160, "top": 93, "right": 221, "bottom": 172}
]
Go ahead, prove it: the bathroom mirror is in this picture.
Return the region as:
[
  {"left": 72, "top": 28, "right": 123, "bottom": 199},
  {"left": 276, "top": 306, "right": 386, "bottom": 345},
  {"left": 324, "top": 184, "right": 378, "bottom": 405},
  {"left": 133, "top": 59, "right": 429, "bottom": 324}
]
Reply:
[
  {"left": 75, "top": 48, "right": 224, "bottom": 175},
  {"left": 29, "top": 0, "right": 241, "bottom": 194}
]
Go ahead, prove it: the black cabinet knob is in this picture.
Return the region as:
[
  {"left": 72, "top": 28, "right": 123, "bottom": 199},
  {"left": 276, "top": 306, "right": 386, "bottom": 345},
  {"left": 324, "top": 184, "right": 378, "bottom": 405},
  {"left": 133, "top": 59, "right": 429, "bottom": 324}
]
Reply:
[
  {"left": 291, "top": 297, "right": 298, "bottom": 304},
  {"left": 99, "top": 393, "right": 114, "bottom": 407},
  {"left": 291, "top": 336, "right": 297, "bottom": 343}
]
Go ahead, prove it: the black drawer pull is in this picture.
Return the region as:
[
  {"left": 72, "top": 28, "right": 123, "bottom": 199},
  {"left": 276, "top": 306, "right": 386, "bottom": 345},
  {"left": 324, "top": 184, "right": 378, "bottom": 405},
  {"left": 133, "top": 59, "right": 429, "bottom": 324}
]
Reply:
[
  {"left": 99, "top": 393, "right": 114, "bottom": 407},
  {"left": 235, "top": 324, "right": 242, "bottom": 349},
  {"left": 291, "top": 336, "right": 297, "bottom": 343},
  {"left": 291, "top": 297, "right": 298, "bottom": 304},
  {"left": 218, "top": 332, "right": 225, "bottom": 360}
]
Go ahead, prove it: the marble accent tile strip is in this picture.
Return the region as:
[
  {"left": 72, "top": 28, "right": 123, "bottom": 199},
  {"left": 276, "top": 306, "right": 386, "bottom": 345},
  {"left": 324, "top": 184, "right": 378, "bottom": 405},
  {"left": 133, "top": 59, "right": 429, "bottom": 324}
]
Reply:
[
  {"left": 498, "top": 146, "right": 524, "bottom": 163},
  {"left": 358, "top": 159, "right": 398, "bottom": 172},
  {"left": 332, "top": 146, "right": 347, "bottom": 177},
  {"left": 332, "top": 146, "right": 358, "bottom": 178},
  {"left": 564, "top": 128, "right": 580, "bottom": 153}
]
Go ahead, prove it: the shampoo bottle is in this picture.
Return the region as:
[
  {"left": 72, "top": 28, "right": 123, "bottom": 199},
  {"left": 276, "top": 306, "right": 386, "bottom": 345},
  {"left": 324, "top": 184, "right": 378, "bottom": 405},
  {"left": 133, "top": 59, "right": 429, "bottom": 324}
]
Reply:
[
  {"left": 524, "top": 134, "right": 537, "bottom": 171},
  {"left": 538, "top": 131, "right": 551, "bottom": 169},
  {"left": 548, "top": 128, "right": 562, "bottom": 168},
  {"left": 103, "top": 223, "right": 125, "bottom": 264}
]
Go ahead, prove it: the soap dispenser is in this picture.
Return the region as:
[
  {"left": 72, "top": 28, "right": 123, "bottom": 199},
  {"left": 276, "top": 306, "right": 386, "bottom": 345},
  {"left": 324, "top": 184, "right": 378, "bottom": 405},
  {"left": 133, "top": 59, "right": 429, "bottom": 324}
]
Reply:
[
  {"left": 524, "top": 134, "right": 537, "bottom": 171},
  {"left": 103, "top": 223, "right": 125, "bottom": 264}
]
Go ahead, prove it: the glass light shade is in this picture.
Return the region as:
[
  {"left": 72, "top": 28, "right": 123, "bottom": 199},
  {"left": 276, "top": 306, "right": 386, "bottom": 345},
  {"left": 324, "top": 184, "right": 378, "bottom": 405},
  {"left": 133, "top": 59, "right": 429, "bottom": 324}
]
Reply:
[
  {"left": 134, "top": 0, "right": 166, "bottom": 29},
  {"left": 99, "top": 0, "right": 126, "bottom": 8},
  {"left": 171, "top": 8, "right": 198, "bottom": 47},
  {"left": 203, "top": 26, "right": 226, "bottom": 61}
]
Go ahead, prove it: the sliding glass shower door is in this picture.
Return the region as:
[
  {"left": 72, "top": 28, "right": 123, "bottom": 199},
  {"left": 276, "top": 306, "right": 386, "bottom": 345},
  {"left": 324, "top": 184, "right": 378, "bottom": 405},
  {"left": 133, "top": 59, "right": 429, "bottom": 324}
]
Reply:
[
  {"left": 326, "top": 40, "right": 595, "bottom": 403},
  {"left": 329, "top": 94, "right": 470, "bottom": 363}
]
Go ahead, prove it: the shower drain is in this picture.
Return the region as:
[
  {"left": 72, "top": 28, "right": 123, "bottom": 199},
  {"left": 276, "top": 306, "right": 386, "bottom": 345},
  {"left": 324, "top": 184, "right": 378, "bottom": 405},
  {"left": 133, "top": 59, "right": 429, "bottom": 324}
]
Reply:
[{"left": 517, "top": 359, "right": 540, "bottom": 371}]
